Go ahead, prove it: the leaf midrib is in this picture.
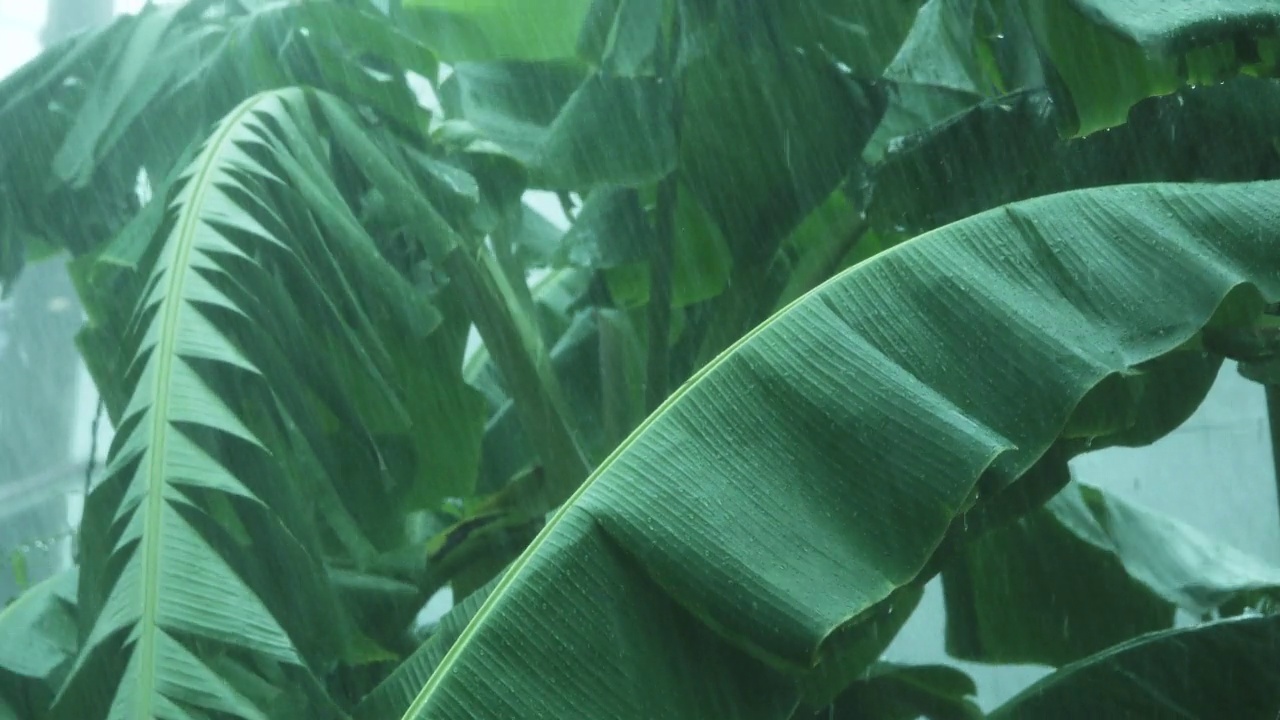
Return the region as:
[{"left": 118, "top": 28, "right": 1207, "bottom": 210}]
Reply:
[{"left": 133, "top": 97, "right": 261, "bottom": 717}]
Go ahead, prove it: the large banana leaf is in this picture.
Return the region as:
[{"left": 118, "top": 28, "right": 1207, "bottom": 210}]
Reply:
[
  {"left": 54, "top": 89, "right": 424, "bottom": 719},
  {"left": 362, "top": 181, "right": 1280, "bottom": 718}
]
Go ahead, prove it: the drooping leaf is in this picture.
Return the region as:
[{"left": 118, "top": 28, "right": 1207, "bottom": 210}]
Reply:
[
  {"left": 1023, "top": 0, "right": 1280, "bottom": 136},
  {"left": 439, "top": 62, "right": 675, "bottom": 190},
  {"left": 1058, "top": 482, "right": 1280, "bottom": 615},
  {"left": 0, "top": 0, "right": 442, "bottom": 284},
  {"left": 55, "top": 91, "right": 317, "bottom": 720},
  {"left": 679, "top": 21, "right": 887, "bottom": 263},
  {"left": 52, "top": 87, "right": 460, "bottom": 719},
  {"left": 864, "top": 0, "right": 1006, "bottom": 161},
  {"left": 767, "top": 0, "right": 925, "bottom": 78},
  {"left": 871, "top": 78, "right": 1280, "bottom": 237},
  {"left": 988, "top": 614, "right": 1280, "bottom": 719},
  {"left": 389, "top": 181, "right": 1280, "bottom": 719},
  {"left": 0, "top": 570, "right": 77, "bottom": 717},
  {"left": 804, "top": 663, "right": 982, "bottom": 720}
]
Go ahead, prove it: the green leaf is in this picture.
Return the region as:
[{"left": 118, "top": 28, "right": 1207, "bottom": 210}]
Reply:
[
  {"left": 402, "top": 0, "right": 596, "bottom": 61},
  {"left": 797, "top": 585, "right": 925, "bottom": 709},
  {"left": 353, "top": 578, "right": 500, "bottom": 720},
  {"left": 268, "top": 3, "right": 440, "bottom": 131},
  {"left": 768, "top": 0, "right": 925, "bottom": 78},
  {"left": 943, "top": 482, "right": 1175, "bottom": 667},
  {"left": 54, "top": 88, "right": 420, "bottom": 719},
  {"left": 559, "top": 187, "right": 651, "bottom": 268},
  {"left": 437, "top": 61, "right": 586, "bottom": 169},
  {"left": 871, "top": 78, "right": 1280, "bottom": 237},
  {"left": 539, "top": 73, "right": 676, "bottom": 188},
  {"left": 467, "top": 268, "right": 596, "bottom": 494},
  {"left": 947, "top": 464, "right": 1280, "bottom": 669},
  {"left": 864, "top": 0, "right": 1005, "bottom": 161},
  {"left": 1057, "top": 482, "right": 1280, "bottom": 614},
  {"left": 393, "top": 181, "right": 1280, "bottom": 718},
  {"left": 803, "top": 663, "right": 981, "bottom": 720},
  {"left": 1024, "top": 0, "right": 1280, "bottom": 136},
  {"left": 662, "top": 187, "right": 733, "bottom": 307},
  {"left": 50, "top": 3, "right": 195, "bottom": 186},
  {"left": 988, "top": 614, "right": 1280, "bottom": 718},
  {"left": 565, "top": 184, "right": 733, "bottom": 309},
  {"left": 472, "top": 310, "right": 609, "bottom": 497},
  {"left": 440, "top": 63, "right": 675, "bottom": 190},
  {"left": 510, "top": 202, "right": 566, "bottom": 267},
  {"left": 601, "top": 0, "right": 666, "bottom": 75},
  {"left": 680, "top": 25, "right": 886, "bottom": 262},
  {"left": 0, "top": 570, "right": 78, "bottom": 682},
  {"left": 772, "top": 186, "right": 867, "bottom": 311},
  {"left": 0, "top": 1, "right": 444, "bottom": 282}
]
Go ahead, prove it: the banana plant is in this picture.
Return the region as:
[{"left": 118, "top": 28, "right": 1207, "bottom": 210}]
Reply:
[{"left": 1, "top": 0, "right": 1279, "bottom": 718}]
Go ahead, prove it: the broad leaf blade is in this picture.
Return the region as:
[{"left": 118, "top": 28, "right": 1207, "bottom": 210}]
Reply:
[{"left": 396, "top": 181, "right": 1280, "bottom": 719}]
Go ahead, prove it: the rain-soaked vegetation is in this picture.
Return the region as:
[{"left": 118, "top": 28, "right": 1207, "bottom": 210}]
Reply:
[{"left": 2, "top": 0, "right": 1280, "bottom": 718}]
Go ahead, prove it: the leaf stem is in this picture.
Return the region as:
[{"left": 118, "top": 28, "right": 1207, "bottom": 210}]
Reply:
[
  {"left": 646, "top": 174, "right": 677, "bottom": 411},
  {"left": 444, "top": 248, "right": 590, "bottom": 501},
  {"left": 645, "top": 8, "right": 684, "bottom": 412}
]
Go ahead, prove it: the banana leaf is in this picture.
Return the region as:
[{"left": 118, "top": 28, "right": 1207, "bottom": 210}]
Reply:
[
  {"left": 369, "top": 180, "right": 1280, "bottom": 718},
  {"left": 1023, "top": 0, "right": 1280, "bottom": 136},
  {"left": 988, "top": 614, "right": 1280, "bottom": 719}
]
